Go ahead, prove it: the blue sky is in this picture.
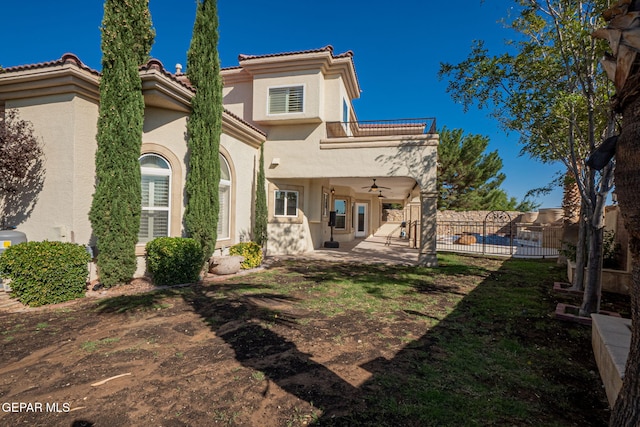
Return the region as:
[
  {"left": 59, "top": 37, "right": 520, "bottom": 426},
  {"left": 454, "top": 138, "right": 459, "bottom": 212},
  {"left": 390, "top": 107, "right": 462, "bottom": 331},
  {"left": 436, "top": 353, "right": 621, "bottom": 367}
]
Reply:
[{"left": 1, "top": 0, "right": 564, "bottom": 208}]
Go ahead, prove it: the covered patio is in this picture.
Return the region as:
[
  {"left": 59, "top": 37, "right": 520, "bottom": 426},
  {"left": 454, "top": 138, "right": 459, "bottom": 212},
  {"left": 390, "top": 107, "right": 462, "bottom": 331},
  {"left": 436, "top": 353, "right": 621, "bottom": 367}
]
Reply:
[{"left": 270, "top": 233, "right": 419, "bottom": 266}]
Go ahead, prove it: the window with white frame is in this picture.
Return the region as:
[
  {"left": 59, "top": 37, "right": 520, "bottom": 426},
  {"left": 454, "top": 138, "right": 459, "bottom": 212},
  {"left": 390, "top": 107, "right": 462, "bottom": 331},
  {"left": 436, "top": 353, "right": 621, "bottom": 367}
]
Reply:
[
  {"left": 323, "top": 191, "right": 329, "bottom": 217},
  {"left": 269, "top": 86, "right": 304, "bottom": 114},
  {"left": 341, "top": 99, "right": 349, "bottom": 135},
  {"left": 343, "top": 99, "right": 349, "bottom": 123},
  {"left": 334, "top": 199, "right": 347, "bottom": 229},
  {"left": 274, "top": 190, "right": 298, "bottom": 217},
  {"left": 218, "top": 154, "right": 231, "bottom": 240},
  {"left": 139, "top": 154, "right": 171, "bottom": 243}
]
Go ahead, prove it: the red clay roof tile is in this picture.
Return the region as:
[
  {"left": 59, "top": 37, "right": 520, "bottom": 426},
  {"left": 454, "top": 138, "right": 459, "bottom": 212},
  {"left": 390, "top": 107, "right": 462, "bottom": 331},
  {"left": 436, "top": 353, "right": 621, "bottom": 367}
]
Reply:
[
  {"left": 2, "top": 53, "right": 100, "bottom": 76},
  {"left": 237, "top": 45, "right": 346, "bottom": 61}
]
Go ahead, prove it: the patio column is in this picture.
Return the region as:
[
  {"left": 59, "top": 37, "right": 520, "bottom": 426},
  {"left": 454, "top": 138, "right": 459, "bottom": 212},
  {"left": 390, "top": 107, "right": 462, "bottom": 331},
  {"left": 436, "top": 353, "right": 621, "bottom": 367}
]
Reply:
[
  {"left": 407, "top": 202, "right": 420, "bottom": 248},
  {"left": 419, "top": 190, "right": 438, "bottom": 266}
]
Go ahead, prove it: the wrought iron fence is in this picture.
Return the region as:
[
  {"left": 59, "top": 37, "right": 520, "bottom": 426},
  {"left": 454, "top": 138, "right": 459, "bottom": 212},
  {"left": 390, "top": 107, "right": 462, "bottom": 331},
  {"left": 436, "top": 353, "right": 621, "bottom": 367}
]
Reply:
[
  {"left": 326, "top": 118, "right": 437, "bottom": 138},
  {"left": 436, "top": 211, "right": 562, "bottom": 258}
]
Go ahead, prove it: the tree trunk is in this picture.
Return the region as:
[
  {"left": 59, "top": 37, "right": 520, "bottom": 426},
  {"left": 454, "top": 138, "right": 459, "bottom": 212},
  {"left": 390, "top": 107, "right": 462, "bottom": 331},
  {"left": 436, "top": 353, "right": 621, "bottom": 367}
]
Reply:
[
  {"left": 609, "top": 88, "right": 640, "bottom": 427},
  {"left": 573, "top": 203, "right": 588, "bottom": 291},
  {"left": 581, "top": 225, "right": 602, "bottom": 316},
  {"left": 581, "top": 158, "right": 614, "bottom": 316}
]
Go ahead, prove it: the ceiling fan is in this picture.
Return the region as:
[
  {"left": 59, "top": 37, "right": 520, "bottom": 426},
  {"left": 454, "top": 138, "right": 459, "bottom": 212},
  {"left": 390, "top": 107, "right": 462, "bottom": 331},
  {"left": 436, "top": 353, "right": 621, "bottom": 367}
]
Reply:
[{"left": 362, "top": 178, "right": 390, "bottom": 192}]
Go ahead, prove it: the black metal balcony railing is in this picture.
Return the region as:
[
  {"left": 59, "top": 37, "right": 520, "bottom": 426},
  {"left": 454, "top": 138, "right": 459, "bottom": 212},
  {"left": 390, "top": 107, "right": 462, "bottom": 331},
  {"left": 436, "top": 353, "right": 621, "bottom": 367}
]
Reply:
[{"left": 325, "top": 118, "right": 436, "bottom": 138}]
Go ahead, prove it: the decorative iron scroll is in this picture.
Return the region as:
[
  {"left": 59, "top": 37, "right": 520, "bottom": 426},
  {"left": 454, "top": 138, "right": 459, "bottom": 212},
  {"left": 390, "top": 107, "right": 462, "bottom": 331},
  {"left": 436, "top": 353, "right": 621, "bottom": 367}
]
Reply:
[{"left": 484, "top": 210, "right": 512, "bottom": 223}]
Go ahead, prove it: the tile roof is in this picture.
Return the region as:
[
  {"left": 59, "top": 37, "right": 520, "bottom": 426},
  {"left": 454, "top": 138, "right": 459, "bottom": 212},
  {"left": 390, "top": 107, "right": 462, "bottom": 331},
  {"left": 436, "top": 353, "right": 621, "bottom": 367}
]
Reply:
[
  {"left": 1, "top": 53, "right": 100, "bottom": 76},
  {"left": 139, "top": 58, "right": 195, "bottom": 92},
  {"left": 146, "top": 60, "right": 265, "bottom": 136},
  {"left": 221, "top": 65, "right": 243, "bottom": 72},
  {"left": 237, "top": 45, "right": 353, "bottom": 62},
  {"left": 235, "top": 45, "right": 359, "bottom": 96},
  {"left": 2, "top": 54, "right": 197, "bottom": 94},
  {"left": 2, "top": 54, "right": 264, "bottom": 138},
  {"left": 137, "top": 59, "right": 265, "bottom": 137},
  {"left": 222, "top": 108, "right": 266, "bottom": 137}
]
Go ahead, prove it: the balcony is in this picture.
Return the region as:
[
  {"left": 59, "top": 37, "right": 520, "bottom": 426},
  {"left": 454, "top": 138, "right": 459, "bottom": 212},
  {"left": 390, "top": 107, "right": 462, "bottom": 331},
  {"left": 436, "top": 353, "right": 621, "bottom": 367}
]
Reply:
[{"left": 325, "top": 118, "right": 436, "bottom": 138}]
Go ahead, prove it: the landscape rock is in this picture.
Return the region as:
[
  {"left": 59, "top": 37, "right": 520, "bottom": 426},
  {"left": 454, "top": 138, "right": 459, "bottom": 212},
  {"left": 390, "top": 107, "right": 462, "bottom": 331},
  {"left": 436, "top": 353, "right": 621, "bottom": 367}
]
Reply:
[{"left": 209, "top": 255, "right": 245, "bottom": 275}]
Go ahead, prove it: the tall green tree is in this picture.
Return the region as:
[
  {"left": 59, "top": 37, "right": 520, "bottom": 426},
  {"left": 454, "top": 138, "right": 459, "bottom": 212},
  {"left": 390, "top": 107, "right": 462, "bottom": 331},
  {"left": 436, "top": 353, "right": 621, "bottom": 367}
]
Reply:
[
  {"left": 184, "top": 0, "right": 222, "bottom": 259},
  {"left": 253, "top": 144, "right": 268, "bottom": 247},
  {"left": 437, "top": 127, "right": 527, "bottom": 211},
  {"left": 90, "top": 0, "right": 154, "bottom": 287},
  {"left": 439, "top": 0, "right": 614, "bottom": 315}
]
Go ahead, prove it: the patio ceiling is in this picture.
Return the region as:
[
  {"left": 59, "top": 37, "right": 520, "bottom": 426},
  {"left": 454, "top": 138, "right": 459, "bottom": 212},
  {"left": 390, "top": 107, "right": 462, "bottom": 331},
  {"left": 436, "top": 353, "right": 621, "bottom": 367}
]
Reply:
[{"left": 329, "top": 176, "right": 418, "bottom": 201}]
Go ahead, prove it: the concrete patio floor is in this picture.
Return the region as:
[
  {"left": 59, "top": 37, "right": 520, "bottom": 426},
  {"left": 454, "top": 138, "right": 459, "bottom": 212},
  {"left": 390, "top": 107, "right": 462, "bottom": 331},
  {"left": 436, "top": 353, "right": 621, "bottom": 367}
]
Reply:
[{"left": 268, "top": 234, "right": 420, "bottom": 266}]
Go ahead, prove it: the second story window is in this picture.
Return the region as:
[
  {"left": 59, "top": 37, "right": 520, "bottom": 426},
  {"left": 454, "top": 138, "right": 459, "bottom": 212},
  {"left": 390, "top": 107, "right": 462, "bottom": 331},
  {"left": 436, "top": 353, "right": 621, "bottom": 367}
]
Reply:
[
  {"left": 343, "top": 99, "right": 349, "bottom": 123},
  {"left": 269, "top": 86, "right": 304, "bottom": 114}
]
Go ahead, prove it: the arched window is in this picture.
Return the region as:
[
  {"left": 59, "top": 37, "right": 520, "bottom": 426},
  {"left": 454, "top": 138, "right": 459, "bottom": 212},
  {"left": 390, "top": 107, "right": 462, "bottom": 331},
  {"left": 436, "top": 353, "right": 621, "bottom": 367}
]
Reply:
[
  {"left": 218, "top": 154, "right": 231, "bottom": 240},
  {"left": 138, "top": 154, "right": 171, "bottom": 243}
]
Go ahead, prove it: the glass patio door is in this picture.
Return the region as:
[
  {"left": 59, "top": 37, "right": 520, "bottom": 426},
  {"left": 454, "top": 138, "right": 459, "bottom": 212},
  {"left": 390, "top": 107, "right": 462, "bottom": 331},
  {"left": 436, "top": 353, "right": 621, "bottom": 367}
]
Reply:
[{"left": 355, "top": 203, "right": 367, "bottom": 237}]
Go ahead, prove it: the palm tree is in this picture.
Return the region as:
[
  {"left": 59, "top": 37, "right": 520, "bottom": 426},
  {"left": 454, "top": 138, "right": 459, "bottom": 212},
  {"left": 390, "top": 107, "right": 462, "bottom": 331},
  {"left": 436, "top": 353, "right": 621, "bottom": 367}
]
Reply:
[
  {"left": 594, "top": 1, "right": 640, "bottom": 424},
  {"left": 562, "top": 169, "right": 581, "bottom": 225}
]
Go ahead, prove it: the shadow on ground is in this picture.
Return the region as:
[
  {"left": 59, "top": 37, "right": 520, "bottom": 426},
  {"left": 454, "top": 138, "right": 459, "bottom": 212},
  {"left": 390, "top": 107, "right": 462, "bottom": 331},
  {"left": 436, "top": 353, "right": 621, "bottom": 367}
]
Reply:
[{"left": 73, "top": 256, "right": 613, "bottom": 425}]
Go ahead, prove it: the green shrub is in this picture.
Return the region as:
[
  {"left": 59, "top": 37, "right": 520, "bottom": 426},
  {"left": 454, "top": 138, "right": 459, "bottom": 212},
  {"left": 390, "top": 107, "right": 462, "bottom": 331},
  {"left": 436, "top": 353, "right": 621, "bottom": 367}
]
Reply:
[
  {"left": 0, "top": 241, "right": 90, "bottom": 307},
  {"left": 229, "top": 241, "right": 263, "bottom": 269},
  {"left": 603, "top": 230, "right": 622, "bottom": 269},
  {"left": 146, "top": 237, "right": 204, "bottom": 286},
  {"left": 559, "top": 240, "right": 577, "bottom": 262}
]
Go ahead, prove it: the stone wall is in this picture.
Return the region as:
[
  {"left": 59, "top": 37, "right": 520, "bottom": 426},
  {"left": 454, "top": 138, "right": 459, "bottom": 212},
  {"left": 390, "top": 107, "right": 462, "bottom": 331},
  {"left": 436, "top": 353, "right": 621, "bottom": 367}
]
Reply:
[
  {"left": 384, "top": 209, "right": 531, "bottom": 225},
  {"left": 437, "top": 210, "right": 525, "bottom": 223},
  {"left": 436, "top": 210, "right": 524, "bottom": 238},
  {"left": 382, "top": 209, "right": 404, "bottom": 222}
]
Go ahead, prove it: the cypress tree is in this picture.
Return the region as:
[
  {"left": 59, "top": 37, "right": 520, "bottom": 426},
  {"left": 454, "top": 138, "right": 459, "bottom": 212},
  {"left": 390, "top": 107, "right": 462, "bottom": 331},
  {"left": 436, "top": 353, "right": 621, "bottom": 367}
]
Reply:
[
  {"left": 89, "top": 0, "right": 154, "bottom": 287},
  {"left": 184, "top": 0, "right": 222, "bottom": 259},
  {"left": 253, "top": 144, "right": 268, "bottom": 247}
]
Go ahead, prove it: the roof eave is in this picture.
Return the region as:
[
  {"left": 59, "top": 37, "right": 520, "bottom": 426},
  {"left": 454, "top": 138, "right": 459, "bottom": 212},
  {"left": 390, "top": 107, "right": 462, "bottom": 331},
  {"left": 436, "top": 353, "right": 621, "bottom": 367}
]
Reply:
[
  {"left": 223, "top": 109, "right": 266, "bottom": 149},
  {"left": 140, "top": 68, "right": 194, "bottom": 113},
  {"left": 0, "top": 61, "right": 101, "bottom": 102},
  {"left": 237, "top": 48, "right": 361, "bottom": 100}
]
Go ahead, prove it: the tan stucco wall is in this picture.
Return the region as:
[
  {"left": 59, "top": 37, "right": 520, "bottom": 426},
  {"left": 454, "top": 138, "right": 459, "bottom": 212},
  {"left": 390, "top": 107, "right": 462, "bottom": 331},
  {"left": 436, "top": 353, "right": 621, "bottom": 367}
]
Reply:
[
  {"left": 8, "top": 95, "right": 259, "bottom": 259},
  {"left": 265, "top": 135, "right": 438, "bottom": 191},
  {"left": 262, "top": 131, "right": 438, "bottom": 256},
  {"left": 142, "top": 106, "right": 190, "bottom": 239},
  {"left": 6, "top": 94, "right": 99, "bottom": 245},
  {"left": 264, "top": 178, "right": 394, "bottom": 255},
  {"left": 252, "top": 70, "right": 324, "bottom": 124},
  {"left": 224, "top": 64, "right": 350, "bottom": 127},
  {"left": 219, "top": 133, "right": 260, "bottom": 248},
  {"left": 3, "top": 47, "right": 438, "bottom": 268},
  {"left": 221, "top": 49, "right": 438, "bottom": 263},
  {"left": 324, "top": 74, "right": 351, "bottom": 123},
  {"left": 222, "top": 79, "right": 253, "bottom": 124},
  {"left": 138, "top": 110, "right": 260, "bottom": 255},
  {"left": 72, "top": 96, "right": 101, "bottom": 244}
]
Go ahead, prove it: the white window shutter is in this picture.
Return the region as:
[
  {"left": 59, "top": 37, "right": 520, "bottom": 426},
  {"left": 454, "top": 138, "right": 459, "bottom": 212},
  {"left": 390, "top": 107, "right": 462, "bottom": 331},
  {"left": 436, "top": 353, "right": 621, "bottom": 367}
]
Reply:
[
  {"left": 269, "top": 86, "right": 303, "bottom": 114},
  {"left": 287, "top": 87, "right": 303, "bottom": 112}
]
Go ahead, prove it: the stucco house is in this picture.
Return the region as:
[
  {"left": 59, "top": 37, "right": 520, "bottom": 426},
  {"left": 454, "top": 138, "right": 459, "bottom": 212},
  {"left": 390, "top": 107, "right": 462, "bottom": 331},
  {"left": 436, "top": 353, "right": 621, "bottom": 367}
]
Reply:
[{"left": 0, "top": 46, "right": 438, "bottom": 275}]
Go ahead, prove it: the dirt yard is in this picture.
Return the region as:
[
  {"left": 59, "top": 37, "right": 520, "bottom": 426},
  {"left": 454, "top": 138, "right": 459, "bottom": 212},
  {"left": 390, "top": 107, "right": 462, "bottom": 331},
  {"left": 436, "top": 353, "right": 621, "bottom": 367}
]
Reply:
[{"left": 0, "top": 258, "right": 617, "bottom": 426}]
